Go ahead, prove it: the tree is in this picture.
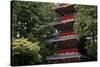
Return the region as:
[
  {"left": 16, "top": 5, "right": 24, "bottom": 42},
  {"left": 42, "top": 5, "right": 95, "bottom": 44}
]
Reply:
[
  {"left": 11, "top": 1, "right": 57, "bottom": 64},
  {"left": 11, "top": 1, "right": 56, "bottom": 39},
  {"left": 74, "top": 5, "right": 97, "bottom": 59},
  {"left": 11, "top": 38, "right": 42, "bottom": 65}
]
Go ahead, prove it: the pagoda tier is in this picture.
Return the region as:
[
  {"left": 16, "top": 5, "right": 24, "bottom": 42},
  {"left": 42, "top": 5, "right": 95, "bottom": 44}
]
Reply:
[
  {"left": 53, "top": 21, "right": 75, "bottom": 32},
  {"left": 47, "top": 54, "right": 81, "bottom": 62},
  {"left": 47, "top": 54, "right": 88, "bottom": 63},
  {"left": 59, "top": 30, "right": 77, "bottom": 36},
  {"left": 49, "top": 30, "right": 77, "bottom": 40},
  {"left": 51, "top": 44, "right": 80, "bottom": 50},
  {"left": 47, "top": 58, "right": 81, "bottom": 63},
  {"left": 52, "top": 13, "right": 75, "bottom": 32},
  {"left": 53, "top": 48, "right": 80, "bottom": 58},
  {"left": 51, "top": 29, "right": 75, "bottom": 38},
  {"left": 48, "top": 34, "right": 78, "bottom": 43},
  {"left": 47, "top": 53, "right": 81, "bottom": 60},
  {"left": 54, "top": 4, "right": 76, "bottom": 16},
  {"left": 58, "top": 13, "right": 75, "bottom": 22},
  {"left": 56, "top": 48, "right": 79, "bottom": 54},
  {"left": 53, "top": 17, "right": 75, "bottom": 26},
  {"left": 49, "top": 39, "right": 79, "bottom": 47},
  {"left": 48, "top": 58, "right": 81, "bottom": 63},
  {"left": 55, "top": 52, "right": 80, "bottom": 56}
]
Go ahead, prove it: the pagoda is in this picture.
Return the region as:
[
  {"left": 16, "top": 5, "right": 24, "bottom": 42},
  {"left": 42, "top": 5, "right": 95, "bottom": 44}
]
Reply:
[{"left": 46, "top": 4, "right": 86, "bottom": 63}]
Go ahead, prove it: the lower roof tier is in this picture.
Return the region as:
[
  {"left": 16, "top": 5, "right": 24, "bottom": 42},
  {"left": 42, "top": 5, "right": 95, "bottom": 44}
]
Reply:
[
  {"left": 55, "top": 52, "right": 80, "bottom": 56},
  {"left": 47, "top": 53, "right": 81, "bottom": 61},
  {"left": 48, "top": 57, "right": 81, "bottom": 63}
]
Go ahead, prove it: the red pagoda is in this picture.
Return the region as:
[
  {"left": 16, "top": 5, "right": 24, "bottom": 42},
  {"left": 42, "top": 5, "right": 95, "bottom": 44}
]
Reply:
[{"left": 47, "top": 4, "right": 85, "bottom": 63}]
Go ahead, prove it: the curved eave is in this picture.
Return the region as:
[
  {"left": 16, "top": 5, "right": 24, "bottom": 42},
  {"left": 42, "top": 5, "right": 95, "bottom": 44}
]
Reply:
[
  {"left": 54, "top": 4, "right": 74, "bottom": 12},
  {"left": 54, "top": 4, "right": 76, "bottom": 15},
  {"left": 47, "top": 54, "right": 81, "bottom": 60},
  {"left": 53, "top": 21, "right": 75, "bottom": 31},
  {"left": 52, "top": 18, "right": 75, "bottom": 26},
  {"left": 48, "top": 35, "right": 79, "bottom": 43},
  {"left": 55, "top": 4, "right": 74, "bottom": 9},
  {"left": 51, "top": 29, "right": 76, "bottom": 37}
]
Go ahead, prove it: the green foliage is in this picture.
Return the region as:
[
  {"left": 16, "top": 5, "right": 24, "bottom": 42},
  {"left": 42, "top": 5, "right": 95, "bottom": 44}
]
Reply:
[
  {"left": 74, "top": 5, "right": 97, "bottom": 58},
  {"left": 11, "top": 1, "right": 56, "bottom": 65},
  {"left": 12, "top": 1, "right": 56, "bottom": 39},
  {"left": 85, "top": 42, "right": 97, "bottom": 58},
  {"left": 74, "top": 5, "right": 97, "bottom": 37},
  {"left": 11, "top": 38, "right": 42, "bottom": 65}
]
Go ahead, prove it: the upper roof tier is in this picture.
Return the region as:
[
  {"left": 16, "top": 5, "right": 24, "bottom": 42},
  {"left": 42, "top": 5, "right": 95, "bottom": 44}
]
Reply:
[
  {"left": 53, "top": 13, "right": 75, "bottom": 27},
  {"left": 54, "top": 4, "right": 76, "bottom": 15}
]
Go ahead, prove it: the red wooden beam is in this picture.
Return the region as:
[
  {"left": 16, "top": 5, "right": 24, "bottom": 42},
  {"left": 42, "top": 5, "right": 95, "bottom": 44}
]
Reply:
[
  {"left": 56, "top": 48, "right": 79, "bottom": 54},
  {"left": 59, "top": 14, "right": 75, "bottom": 22},
  {"left": 59, "top": 30, "right": 77, "bottom": 36}
]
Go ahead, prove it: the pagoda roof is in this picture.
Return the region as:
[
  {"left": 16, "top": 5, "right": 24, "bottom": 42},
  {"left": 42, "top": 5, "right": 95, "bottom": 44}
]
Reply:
[
  {"left": 48, "top": 34, "right": 78, "bottom": 43},
  {"left": 51, "top": 29, "right": 76, "bottom": 38},
  {"left": 58, "top": 13, "right": 76, "bottom": 21},
  {"left": 53, "top": 21, "right": 74, "bottom": 31},
  {"left": 55, "top": 52, "right": 80, "bottom": 56},
  {"left": 47, "top": 53, "right": 81, "bottom": 60},
  {"left": 55, "top": 4, "right": 74, "bottom": 9},
  {"left": 54, "top": 4, "right": 76, "bottom": 15},
  {"left": 53, "top": 18, "right": 75, "bottom": 26}
]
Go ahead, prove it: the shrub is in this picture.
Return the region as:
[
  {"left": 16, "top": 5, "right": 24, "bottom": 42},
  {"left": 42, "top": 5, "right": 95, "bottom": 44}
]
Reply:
[{"left": 11, "top": 38, "right": 42, "bottom": 66}]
